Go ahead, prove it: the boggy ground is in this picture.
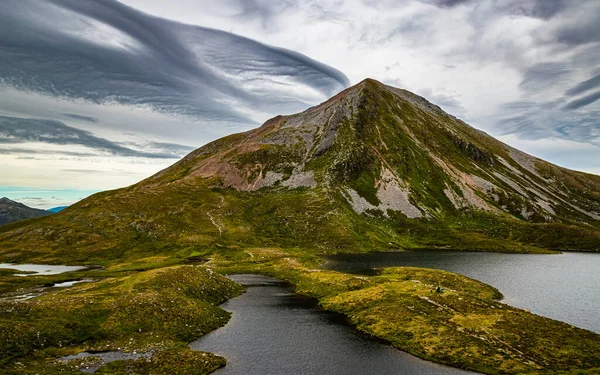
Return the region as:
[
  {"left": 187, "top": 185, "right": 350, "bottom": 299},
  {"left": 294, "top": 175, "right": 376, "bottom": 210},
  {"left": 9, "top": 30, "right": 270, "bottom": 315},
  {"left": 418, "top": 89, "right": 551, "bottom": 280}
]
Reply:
[
  {"left": 0, "top": 248, "right": 599, "bottom": 375},
  {"left": 0, "top": 265, "right": 243, "bottom": 374}
]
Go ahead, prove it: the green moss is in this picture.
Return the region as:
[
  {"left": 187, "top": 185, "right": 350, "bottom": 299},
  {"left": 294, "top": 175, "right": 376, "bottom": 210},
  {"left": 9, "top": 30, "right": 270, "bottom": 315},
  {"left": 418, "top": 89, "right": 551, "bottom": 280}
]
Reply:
[
  {"left": 99, "top": 349, "right": 226, "bottom": 375},
  {"left": 0, "top": 266, "right": 243, "bottom": 373}
]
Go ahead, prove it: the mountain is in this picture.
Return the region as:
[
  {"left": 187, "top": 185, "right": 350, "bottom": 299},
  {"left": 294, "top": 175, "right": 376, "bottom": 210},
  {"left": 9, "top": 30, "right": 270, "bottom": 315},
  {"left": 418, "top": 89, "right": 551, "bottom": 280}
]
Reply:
[
  {"left": 0, "top": 79, "right": 599, "bottom": 263},
  {"left": 46, "top": 206, "right": 68, "bottom": 213},
  {"left": 0, "top": 197, "right": 53, "bottom": 226}
]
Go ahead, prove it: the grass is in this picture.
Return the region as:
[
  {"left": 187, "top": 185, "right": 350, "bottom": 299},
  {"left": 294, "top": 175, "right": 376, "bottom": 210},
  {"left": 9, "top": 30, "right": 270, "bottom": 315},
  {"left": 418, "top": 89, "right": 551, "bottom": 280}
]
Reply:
[
  {"left": 0, "top": 235, "right": 599, "bottom": 375},
  {"left": 0, "top": 266, "right": 243, "bottom": 374}
]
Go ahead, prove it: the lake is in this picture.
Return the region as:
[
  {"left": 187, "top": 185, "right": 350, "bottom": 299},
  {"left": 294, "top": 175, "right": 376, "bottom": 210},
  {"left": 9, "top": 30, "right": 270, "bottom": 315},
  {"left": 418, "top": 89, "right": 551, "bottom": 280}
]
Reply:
[
  {"left": 190, "top": 274, "right": 476, "bottom": 375},
  {"left": 324, "top": 250, "right": 600, "bottom": 333},
  {"left": 0, "top": 263, "right": 88, "bottom": 276}
]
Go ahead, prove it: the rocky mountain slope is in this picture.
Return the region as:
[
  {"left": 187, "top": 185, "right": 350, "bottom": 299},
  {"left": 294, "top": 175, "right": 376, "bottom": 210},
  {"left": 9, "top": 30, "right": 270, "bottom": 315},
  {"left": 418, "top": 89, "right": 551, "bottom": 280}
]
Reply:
[
  {"left": 0, "top": 197, "right": 52, "bottom": 226},
  {"left": 1, "top": 79, "right": 599, "bottom": 263}
]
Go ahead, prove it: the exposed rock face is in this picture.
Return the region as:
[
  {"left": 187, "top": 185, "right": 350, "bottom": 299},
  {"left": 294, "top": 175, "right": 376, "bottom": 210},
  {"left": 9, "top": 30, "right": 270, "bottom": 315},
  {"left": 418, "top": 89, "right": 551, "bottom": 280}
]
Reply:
[
  {"left": 0, "top": 198, "right": 52, "bottom": 226},
  {"left": 146, "top": 79, "right": 600, "bottom": 224}
]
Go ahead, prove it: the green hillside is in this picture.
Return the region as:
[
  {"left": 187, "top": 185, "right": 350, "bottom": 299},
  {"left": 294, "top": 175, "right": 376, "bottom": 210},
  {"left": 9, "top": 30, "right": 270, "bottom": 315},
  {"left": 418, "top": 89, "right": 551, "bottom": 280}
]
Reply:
[{"left": 1, "top": 79, "right": 598, "bottom": 265}]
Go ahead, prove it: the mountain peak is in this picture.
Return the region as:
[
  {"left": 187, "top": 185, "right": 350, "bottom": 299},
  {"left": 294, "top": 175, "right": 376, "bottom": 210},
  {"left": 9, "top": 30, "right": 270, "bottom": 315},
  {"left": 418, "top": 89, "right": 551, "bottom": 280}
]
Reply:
[
  {"left": 1, "top": 81, "right": 599, "bottom": 259},
  {"left": 148, "top": 80, "right": 600, "bottom": 227},
  {"left": 0, "top": 197, "right": 20, "bottom": 206}
]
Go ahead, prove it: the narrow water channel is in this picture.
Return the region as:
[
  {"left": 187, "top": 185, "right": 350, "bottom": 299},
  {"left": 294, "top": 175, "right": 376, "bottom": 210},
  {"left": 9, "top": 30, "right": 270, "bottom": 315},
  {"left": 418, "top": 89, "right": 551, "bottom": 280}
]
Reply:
[{"left": 190, "top": 274, "right": 477, "bottom": 375}]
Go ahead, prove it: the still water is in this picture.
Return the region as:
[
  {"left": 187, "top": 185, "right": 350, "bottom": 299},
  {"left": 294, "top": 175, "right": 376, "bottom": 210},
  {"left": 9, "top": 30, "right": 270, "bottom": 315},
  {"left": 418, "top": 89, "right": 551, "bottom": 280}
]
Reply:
[
  {"left": 0, "top": 263, "right": 88, "bottom": 276},
  {"left": 324, "top": 251, "right": 600, "bottom": 333},
  {"left": 190, "top": 275, "right": 476, "bottom": 375}
]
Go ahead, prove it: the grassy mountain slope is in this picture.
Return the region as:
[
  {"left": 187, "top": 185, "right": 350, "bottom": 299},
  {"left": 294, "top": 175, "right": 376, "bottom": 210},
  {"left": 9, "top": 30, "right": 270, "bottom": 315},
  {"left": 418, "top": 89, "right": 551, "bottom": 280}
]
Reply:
[{"left": 1, "top": 79, "right": 598, "bottom": 264}]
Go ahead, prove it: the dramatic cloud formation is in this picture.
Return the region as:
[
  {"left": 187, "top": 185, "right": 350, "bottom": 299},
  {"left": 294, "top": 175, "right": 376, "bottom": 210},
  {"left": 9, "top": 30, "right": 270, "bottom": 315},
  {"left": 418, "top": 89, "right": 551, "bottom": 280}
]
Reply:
[
  {"left": 122, "top": 0, "right": 598, "bottom": 172},
  {"left": 1, "top": 0, "right": 599, "bottom": 206},
  {"left": 0, "top": 0, "right": 350, "bottom": 202},
  {"left": 0, "top": 0, "right": 348, "bottom": 122},
  {"left": 0, "top": 115, "right": 194, "bottom": 159}
]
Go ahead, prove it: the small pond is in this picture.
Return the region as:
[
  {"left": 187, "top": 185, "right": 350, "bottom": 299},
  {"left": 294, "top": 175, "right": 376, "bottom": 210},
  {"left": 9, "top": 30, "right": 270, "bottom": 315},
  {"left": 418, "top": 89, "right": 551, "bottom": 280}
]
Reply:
[{"left": 60, "top": 351, "right": 152, "bottom": 373}]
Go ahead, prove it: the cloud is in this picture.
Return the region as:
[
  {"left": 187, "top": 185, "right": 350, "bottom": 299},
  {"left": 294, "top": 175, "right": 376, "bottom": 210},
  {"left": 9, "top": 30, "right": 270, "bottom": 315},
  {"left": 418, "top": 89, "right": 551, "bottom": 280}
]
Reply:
[
  {"left": 415, "top": 87, "right": 468, "bottom": 117},
  {"left": 0, "top": 0, "right": 349, "bottom": 126},
  {"left": 0, "top": 148, "right": 96, "bottom": 157},
  {"left": 520, "top": 63, "right": 571, "bottom": 93},
  {"left": 0, "top": 115, "right": 191, "bottom": 159},
  {"left": 62, "top": 113, "right": 98, "bottom": 123},
  {"left": 489, "top": 97, "right": 600, "bottom": 148},
  {"left": 564, "top": 91, "right": 600, "bottom": 110},
  {"left": 147, "top": 141, "right": 196, "bottom": 155},
  {"left": 565, "top": 74, "right": 600, "bottom": 96},
  {"left": 425, "top": 0, "right": 471, "bottom": 8}
]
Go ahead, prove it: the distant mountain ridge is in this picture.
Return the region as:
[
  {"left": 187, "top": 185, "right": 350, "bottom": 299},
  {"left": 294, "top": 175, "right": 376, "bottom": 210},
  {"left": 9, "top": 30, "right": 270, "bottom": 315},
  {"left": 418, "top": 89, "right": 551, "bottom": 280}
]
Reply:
[
  {"left": 0, "top": 197, "right": 52, "bottom": 226},
  {"left": 0, "top": 79, "right": 598, "bottom": 263}
]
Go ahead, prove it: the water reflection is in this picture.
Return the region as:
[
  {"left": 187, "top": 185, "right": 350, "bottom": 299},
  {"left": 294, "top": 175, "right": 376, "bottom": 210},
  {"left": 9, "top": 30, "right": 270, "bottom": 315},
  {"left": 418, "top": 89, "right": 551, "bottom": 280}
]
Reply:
[{"left": 325, "top": 251, "right": 600, "bottom": 333}]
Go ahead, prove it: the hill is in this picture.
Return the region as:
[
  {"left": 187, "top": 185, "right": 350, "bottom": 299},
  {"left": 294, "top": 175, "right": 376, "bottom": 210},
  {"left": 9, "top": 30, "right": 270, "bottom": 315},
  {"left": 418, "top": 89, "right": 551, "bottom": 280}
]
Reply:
[
  {"left": 0, "top": 79, "right": 599, "bottom": 264},
  {"left": 0, "top": 197, "right": 52, "bottom": 226}
]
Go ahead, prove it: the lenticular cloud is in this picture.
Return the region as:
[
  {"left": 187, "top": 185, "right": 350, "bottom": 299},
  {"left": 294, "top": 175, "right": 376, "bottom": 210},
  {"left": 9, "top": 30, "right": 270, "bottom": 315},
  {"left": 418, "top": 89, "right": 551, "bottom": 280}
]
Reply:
[{"left": 0, "top": 0, "right": 349, "bottom": 125}]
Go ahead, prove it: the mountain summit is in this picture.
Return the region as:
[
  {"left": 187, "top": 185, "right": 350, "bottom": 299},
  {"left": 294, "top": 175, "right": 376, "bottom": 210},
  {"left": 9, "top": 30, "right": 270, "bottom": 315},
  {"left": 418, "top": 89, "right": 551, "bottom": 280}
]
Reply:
[
  {"left": 1, "top": 79, "right": 599, "bottom": 261},
  {"left": 151, "top": 79, "right": 600, "bottom": 224}
]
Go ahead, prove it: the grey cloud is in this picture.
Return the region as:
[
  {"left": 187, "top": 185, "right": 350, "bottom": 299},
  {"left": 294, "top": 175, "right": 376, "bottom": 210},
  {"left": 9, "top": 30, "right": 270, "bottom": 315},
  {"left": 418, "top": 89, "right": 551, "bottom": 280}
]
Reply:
[
  {"left": 0, "top": 0, "right": 349, "bottom": 126},
  {"left": 0, "top": 148, "right": 97, "bottom": 157},
  {"left": 496, "top": 114, "right": 540, "bottom": 139},
  {"left": 556, "top": 21, "right": 600, "bottom": 46},
  {"left": 432, "top": 0, "right": 470, "bottom": 7},
  {"left": 62, "top": 113, "right": 98, "bottom": 123},
  {"left": 499, "top": 101, "right": 538, "bottom": 112},
  {"left": 493, "top": 98, "right": 600, "bottom": 145},
  {"left": 417, "top": 0, "right": 471, "bottom": 8},
  {"left": 233, "top": 0, "right": 291, "bottom": 25},
  {"left": 0, "top": 115, "right": 184, "bottom": 159},
  {"left": 520, "top": 63, "right": 570, "bottom": 93},
  {"left": 416, "top": 88, "right": 467, "bottom": 117},
  {"left": 530, "top": 0, "right": 567, "bottom": 19},
  {"left": 233, "top": 1, "right": 341, "bottom": 26},
  {"left": 147, "top": 141, "right": 195, "bottom": 155},
  {"left": 565, "top": 74, "right": 600, "bottom": 96},
  {"left": 564, "top": 91, "right": 600, "bottom": 110},
  {"left": 511, "top": 0, "right": 568, "bottom": 19},
  {"left": 552, "top": 1, "right": 600, "bottom": 47}
]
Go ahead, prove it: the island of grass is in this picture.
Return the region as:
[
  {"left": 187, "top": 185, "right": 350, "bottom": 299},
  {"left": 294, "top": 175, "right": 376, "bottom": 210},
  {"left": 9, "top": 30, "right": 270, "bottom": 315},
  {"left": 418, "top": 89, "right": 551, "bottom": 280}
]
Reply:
[{"left": 1, "top": 248, "right": 599, "bottom": 375}]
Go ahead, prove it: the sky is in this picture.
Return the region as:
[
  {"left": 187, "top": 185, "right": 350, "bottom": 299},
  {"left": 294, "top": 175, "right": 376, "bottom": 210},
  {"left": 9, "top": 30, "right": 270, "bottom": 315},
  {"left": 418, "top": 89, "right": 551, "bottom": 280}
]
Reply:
[{"left": 0, "top": 0, "right": 599, "bottom": 208}]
